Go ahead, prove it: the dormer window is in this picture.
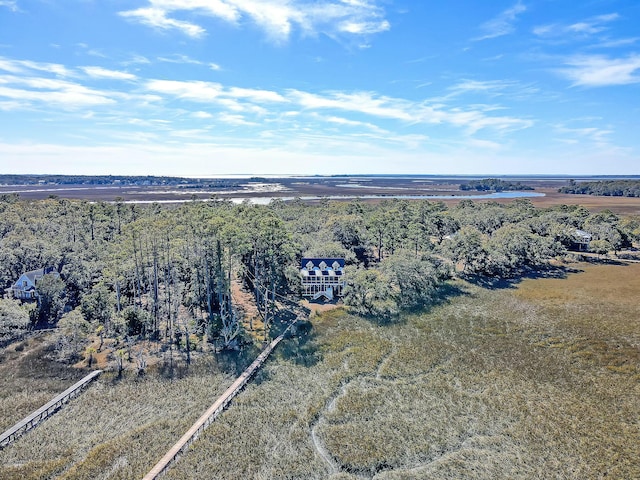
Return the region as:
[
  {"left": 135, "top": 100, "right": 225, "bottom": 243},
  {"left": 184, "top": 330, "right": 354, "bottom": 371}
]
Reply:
[{"left": 300, "top": 258, "right": 346, "bottom": 299}]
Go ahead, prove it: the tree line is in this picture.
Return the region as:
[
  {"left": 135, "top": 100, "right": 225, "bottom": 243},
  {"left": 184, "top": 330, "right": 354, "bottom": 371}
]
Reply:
[
  {"left": 0, "top": 194, "right": 638, "bottom": 354},
  {"left": 559, "top": 179, "right": 640, "bottom": 197},
  {"left": 459, "top": 178, "right": 534, "bottom": 192}
]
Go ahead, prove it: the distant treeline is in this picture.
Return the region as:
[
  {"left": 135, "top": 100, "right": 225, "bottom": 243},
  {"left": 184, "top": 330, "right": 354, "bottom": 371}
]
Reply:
[
  {"left": 559, "top": 180, "right": 640, "bottom": 197},
  {"left": 459, "top": 178, "right": 534, "bottom": 192},
  {"left": 0, "top": 175, "right": 243, "bottom": 188}
]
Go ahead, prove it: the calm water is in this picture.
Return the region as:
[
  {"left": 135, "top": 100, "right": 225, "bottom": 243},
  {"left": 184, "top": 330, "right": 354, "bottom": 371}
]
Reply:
[
  {"left": 228, "top": 191, "right": 546, "bottom": 205},
  {"left": 117, "top": 191, "right": 545, "bottom": 205}
]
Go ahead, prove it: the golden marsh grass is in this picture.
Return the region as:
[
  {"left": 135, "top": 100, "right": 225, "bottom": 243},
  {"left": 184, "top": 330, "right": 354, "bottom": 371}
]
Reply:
[{"left": 1, "top": 263, "right": 638, "bottom": 479}]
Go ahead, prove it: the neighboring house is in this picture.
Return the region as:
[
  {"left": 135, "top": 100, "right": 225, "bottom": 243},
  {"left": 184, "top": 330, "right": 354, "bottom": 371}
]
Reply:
[
  {"left": 571, "top": 229, "right": 592, "bottom": 251},
  {"left": 300, "top": 258, "right": 346, "bottom": 301},
  {"left": 9, "top": 266, "right": 59, "bottom": 300}
]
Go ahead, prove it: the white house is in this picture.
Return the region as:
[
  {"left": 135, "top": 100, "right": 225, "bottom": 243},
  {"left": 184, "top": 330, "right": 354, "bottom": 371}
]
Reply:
[
  {"left": 300, "top": 258, "right": 346, "bottom": 301},
  {"left": 9, "top": 267, "right": 59, "bottom": 300},
  {"left": 572, "top": 229, "right": 592, "bottom": 251}
]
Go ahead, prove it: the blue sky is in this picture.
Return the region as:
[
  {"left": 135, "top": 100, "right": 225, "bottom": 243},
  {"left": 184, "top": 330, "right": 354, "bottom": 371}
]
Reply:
[{"left": 0, "top": 0, "right": 639, "bottom": 176}]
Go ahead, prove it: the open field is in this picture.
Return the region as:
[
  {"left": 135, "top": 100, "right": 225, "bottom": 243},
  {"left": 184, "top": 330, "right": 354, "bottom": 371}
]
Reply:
[
  {"left": 1, "top": 262, "right": 638, "bottom": 479},
  {"left": 527, "top": 188, "right": 640, "bottom": 215}
]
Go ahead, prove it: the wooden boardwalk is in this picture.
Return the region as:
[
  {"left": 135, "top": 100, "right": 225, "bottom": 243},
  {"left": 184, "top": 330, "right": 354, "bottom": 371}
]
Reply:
[
  {"left": 142, "top": 321, "right": 297, "bottom": 480},
  {"left": 0, "top": 369, "right": 102, "bottom": 449}
]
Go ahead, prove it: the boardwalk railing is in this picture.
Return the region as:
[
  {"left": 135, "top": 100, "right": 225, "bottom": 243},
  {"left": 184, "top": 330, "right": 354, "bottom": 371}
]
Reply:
[
  {"left": 142, "top": 321, "right": 297, "bottom": 480},
  {"left": 0, "top": 370, "right": 102, "bottom": 449}
]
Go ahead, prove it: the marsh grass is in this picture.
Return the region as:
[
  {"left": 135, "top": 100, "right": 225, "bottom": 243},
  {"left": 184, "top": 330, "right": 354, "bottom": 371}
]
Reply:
[
  {"left": 2, "top": 263, "right": 639, "bottom": 479},
  {"left": 0, "top": 355, "right": 232, "bottom": 480},
  {"left": 165, "top": 265, "right": 639, "bottom": 479},
  {"left": 0, "top": 334, "right": 88, "bottom": 432}
]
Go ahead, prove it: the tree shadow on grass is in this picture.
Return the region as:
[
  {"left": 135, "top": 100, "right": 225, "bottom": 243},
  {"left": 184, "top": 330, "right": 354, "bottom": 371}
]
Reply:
[
  {"left": 258, "top": 303, "right": 322, "bottom": 368},
  {"left": 276, "top": 319, "right": 322, "bottom": 368},
  {"left": 214, "top": 343, "right": 261, "bottom": 377},
  {"left": 366, "top": 281, "right": 469, "bottom": 327},
  {"left": 461, "top": 264, "right": 582, "bottom": 290},
  {"left": 582, "top": 257, "right": 631, "bottom": 266}
]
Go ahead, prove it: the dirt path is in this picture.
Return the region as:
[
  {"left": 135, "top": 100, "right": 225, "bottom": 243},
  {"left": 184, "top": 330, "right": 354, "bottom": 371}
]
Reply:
[{"left": 231, "top": 280, "right": 265, "bottom": 341}]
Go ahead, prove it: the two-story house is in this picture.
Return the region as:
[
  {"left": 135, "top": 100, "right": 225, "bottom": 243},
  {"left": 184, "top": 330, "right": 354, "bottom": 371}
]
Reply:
[
  {"left": 300, "top": 258, "right": 346, "bottom": 301},
  {"left": 9, "top": 267, "right": 59, "bottom": 300}
]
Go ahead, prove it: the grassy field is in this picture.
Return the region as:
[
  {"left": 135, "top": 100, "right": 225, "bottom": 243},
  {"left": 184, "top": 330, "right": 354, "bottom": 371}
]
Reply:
[
  {"left": 0, "top": 334, "right": 89, "bottom": 433},
  {"left": 164, "top": 262, "right": 639, "bottom": 479},
  {"left": 0, "top": 349, "right": 234, "bottom": 480},
  {"left": 1, "top": 261, "right": 638, "bottom": 479}
]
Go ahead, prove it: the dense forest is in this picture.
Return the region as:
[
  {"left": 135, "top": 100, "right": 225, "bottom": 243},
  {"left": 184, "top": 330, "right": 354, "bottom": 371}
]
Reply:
[
  {"left": 559, "top": 179, "right": 640, "bottom": 197},
  {"left": 1, "top": 194, "right": 638, "bottom": 358},
  {"left": 459, "top": 178, "right": 534, "bottom": 192}
]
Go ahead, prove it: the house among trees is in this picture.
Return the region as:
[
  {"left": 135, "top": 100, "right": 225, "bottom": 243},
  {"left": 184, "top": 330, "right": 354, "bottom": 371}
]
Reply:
[
  {"left": 8, "top": 266, "right": 59, "bottom": 300},
  {"left": 300, "top": 258, "right": 346, "bottom": 301},
  {"left": 571, "top": 229, "right": 593, "bottom": 251}
]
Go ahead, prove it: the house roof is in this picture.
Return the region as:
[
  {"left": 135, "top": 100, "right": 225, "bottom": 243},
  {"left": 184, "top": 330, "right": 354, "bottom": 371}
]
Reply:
[
  {"left": 300, "top": 258, "right": 345, "bottom": 270},
  {"left": 18, "top": 267, "right": 58, "bottom": 285},
  {"left": 574, "top": 229, "right": 592, "bottom": 241}
]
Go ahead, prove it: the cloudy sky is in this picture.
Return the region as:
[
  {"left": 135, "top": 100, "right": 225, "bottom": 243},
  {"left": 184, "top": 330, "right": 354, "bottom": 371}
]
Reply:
[{"left": 0, "top": 0, "right": 639, "bottom": 176}]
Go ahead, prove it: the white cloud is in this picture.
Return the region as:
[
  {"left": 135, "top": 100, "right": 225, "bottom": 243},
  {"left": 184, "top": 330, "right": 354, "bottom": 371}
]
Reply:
[
  {"left": 82, "top": 66, "right": 137, "bottom": 81},
  {"left": 0, "top": 57, "right": 70, "bottom": 77},
  {"left": 0, "top": 100, "right": 23, "bottom": 110},
  {"left": 444, "top": 79, "right": 540, "bottom": 101},
  {"left": 0, "top": 79, "right": 115, "bottom": 108},
  {"left": 169, "top": 128, "right": 211, "bottom": 138},
  {"left": 448, "top": 79, "right": 516, "bottom": 97},
  {"left": 290, "top": 90, "right": 415, "bottom": 121},
  {"left": 227, "top": 86, "right": 286, "bottom": 103},
  {"left": 122, "top": 54, "right": 151, "bottom": 66},
  {"left": 119, "top": 0, "right": 390, "bottom": 43},
  {"left": 590, "top": 37, "right": 639, "bottom": 49},
  {"left": 155, "top": 55, "right": 223, "bottom": 71},
  {"left": 338, "top": 19, "right": 389, "bottom": 35},
  {"left": 534, "top": 13, "right": 619, "bottom": 39},
  {"left": 0, "top": 1, "right": 18, "bottom": 12},
  {"left": 559, "top": 54, "right": 640, "bottom": 87},
  {"left": 553, "top": 123, "right": 614, "bottom": 147},
  {"left": 146, "top": 79, "right": 223, "bottom": 100},
  {"left": 145, "top": 79, "right": 286, "bottom": 106},
  {"left": 157, "top": 54, "right": 204, "bottom": 65},
  {"left": 288, "top": 89, "right": 532, "bottom": 133},
  {"left": 312, "top": 113, "right": 388, "bottom": 134},
  {"left": 0, "top": 55, "right": 533, "bottom": 152},
  {"left": 475, "top": 1, "right": 526, "bottom": 41},
  {"left": 119, "top": 7, "right": 206, "bottom": 38},
  {"left": 218, "top": 112, "right": 259, "bottom": 126}
]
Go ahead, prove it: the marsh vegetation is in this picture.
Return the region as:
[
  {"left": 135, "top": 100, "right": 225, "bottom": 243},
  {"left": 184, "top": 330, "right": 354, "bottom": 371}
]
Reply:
[
  {"left": 164, "top": 263, "right": 640, "bottom": 479},
  {"left": 1, "top": 190, "right": 639, "bottom": 479}
]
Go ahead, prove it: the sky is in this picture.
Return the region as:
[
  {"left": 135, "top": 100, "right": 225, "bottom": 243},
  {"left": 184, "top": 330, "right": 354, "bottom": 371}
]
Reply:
[{"left": 0, "top": 0, "right": 639, "bottom": 176}]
